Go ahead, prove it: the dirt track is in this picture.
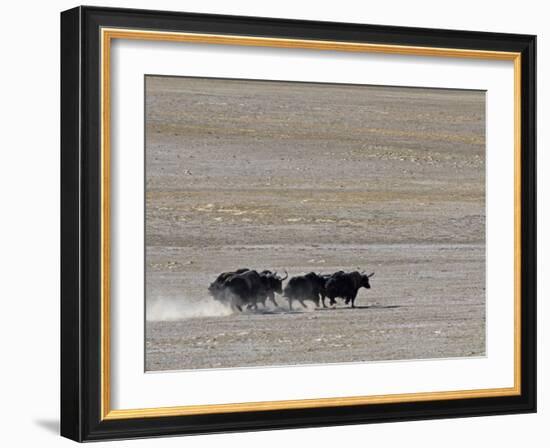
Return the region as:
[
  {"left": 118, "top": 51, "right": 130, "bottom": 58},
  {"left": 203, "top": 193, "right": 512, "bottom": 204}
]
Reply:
[{"left": 144, "top": 76, "right": 486, "bottom": 371}]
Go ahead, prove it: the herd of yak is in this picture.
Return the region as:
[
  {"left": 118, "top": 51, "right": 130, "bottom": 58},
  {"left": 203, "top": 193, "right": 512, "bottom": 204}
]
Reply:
[{"left": 208, "top": 268, "right": 375, "bottom": 312}]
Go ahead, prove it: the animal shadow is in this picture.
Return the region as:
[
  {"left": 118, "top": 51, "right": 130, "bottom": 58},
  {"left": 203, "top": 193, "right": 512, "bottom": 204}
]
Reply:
[
  {"left": 315, "top": 305, "right": 401, "bottom": 311},
  {"left": 243, "top": 307, "right": 306, "bottom": 315}
]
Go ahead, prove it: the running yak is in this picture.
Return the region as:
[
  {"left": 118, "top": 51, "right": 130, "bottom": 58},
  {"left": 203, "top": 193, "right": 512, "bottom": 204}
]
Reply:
[
  {"left": 325, "top": 271, "right": 375, "bottom": 308},
  {"left": 208, "top": 269, "right": 287, "bottom": 311},
  {"left": 283, "top": 271, "right": 350, "bottom": 310},
  {"left": 283, "top": 272, "right": 330, "bottom": 310}
]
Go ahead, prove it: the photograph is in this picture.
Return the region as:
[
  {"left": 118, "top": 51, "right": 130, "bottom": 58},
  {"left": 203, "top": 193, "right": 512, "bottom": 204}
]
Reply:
[
  {"left": 58, "top": 5, "right": 537, "bottom": 442},
  {"left": 144, "top": 75, "right": 486, "bottom": 371}
]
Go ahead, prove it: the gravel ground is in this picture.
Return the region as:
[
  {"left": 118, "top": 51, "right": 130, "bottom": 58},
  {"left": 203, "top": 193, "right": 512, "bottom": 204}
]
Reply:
[{"left": 144, "top": 76, "right": 486, "bottom": 371}]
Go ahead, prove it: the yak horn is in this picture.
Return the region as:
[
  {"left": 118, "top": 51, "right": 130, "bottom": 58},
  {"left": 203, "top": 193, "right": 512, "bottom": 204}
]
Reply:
[
  {"left": 368, "top": 272, "right": 375, "bottom": 278},
  {"left": 281, "top": 270, "right": 288, "bottom": 280}
]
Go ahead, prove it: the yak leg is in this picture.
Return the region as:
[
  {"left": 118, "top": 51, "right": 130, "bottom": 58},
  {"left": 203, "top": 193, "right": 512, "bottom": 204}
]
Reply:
[
  {"left": 321, "top": 293, "right": 327, "bottom": 308},
  {"left": 298, "top": 299, "right": 307, "bottom": 308},
  {"left": 313, "top": 293, "right": 320, "bottom": 308},
  {"left": 349, "top": 293, "right": 358, "bottom": 308},
  {"left": 230, "top": 296, "right": 242, "bottom": 312},
  {"left": 268, "top": 292, "right": 278, "bottom": 307},
  {"left": 231, "top": 302, "right": 242, "bottom": 312},
  {"left": 288, "top": 298, "right": 293, "bottom": 311},
  {"left": 243, "top": 297, "right": 257, "bottom": 311}
]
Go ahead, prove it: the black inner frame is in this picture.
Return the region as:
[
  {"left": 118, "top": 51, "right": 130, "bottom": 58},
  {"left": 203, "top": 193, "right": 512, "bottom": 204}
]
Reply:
[{"left": 61, "top": 6, "right": 536, "bottom": 442}]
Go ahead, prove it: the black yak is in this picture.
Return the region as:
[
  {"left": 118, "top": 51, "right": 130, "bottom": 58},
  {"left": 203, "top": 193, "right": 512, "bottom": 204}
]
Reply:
[
  {"left": 325, "top": 271, "right": 374, "bottom": 308},
  {"left": 283, "top": 272, "right": 326, "bottom": 310}
]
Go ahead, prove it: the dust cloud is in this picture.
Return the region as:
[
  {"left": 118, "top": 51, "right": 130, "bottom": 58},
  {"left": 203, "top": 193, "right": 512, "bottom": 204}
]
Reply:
[{"left": 146, "top": 296, "right": 233, "bottom": 321}]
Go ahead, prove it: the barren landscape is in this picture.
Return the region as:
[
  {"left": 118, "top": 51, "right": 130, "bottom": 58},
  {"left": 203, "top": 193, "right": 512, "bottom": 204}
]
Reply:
[{"left": 144, "top": 76, "right": 486, "bottom": 371}]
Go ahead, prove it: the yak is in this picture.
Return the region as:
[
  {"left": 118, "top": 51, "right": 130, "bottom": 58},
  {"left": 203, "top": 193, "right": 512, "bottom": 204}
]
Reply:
[
  {"left": 221, "top": 270, "right": 265, "bottom": 311},
  {"left": 208, "top": 268, "right": 250, "bottom": 305},
  {"left": 325, "top": 271, "right": 374, "bottom": 308},
  {"left": 208, "top": 268, "right": 287, "bottom": 311},
  {"left": 283, "top": 272, "right": 326, "bottom": 310},
  {"left": 257, "top": 270, "right": 288, "bottom": 308},
  {"left": 319, "top": 271, "right": 345, "bottom": 307}
]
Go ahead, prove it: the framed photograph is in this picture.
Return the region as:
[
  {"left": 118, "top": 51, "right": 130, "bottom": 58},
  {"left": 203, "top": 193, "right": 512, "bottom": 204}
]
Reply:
[{"left": 60, "top": 6, "right": 536, "bottom": 441}]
